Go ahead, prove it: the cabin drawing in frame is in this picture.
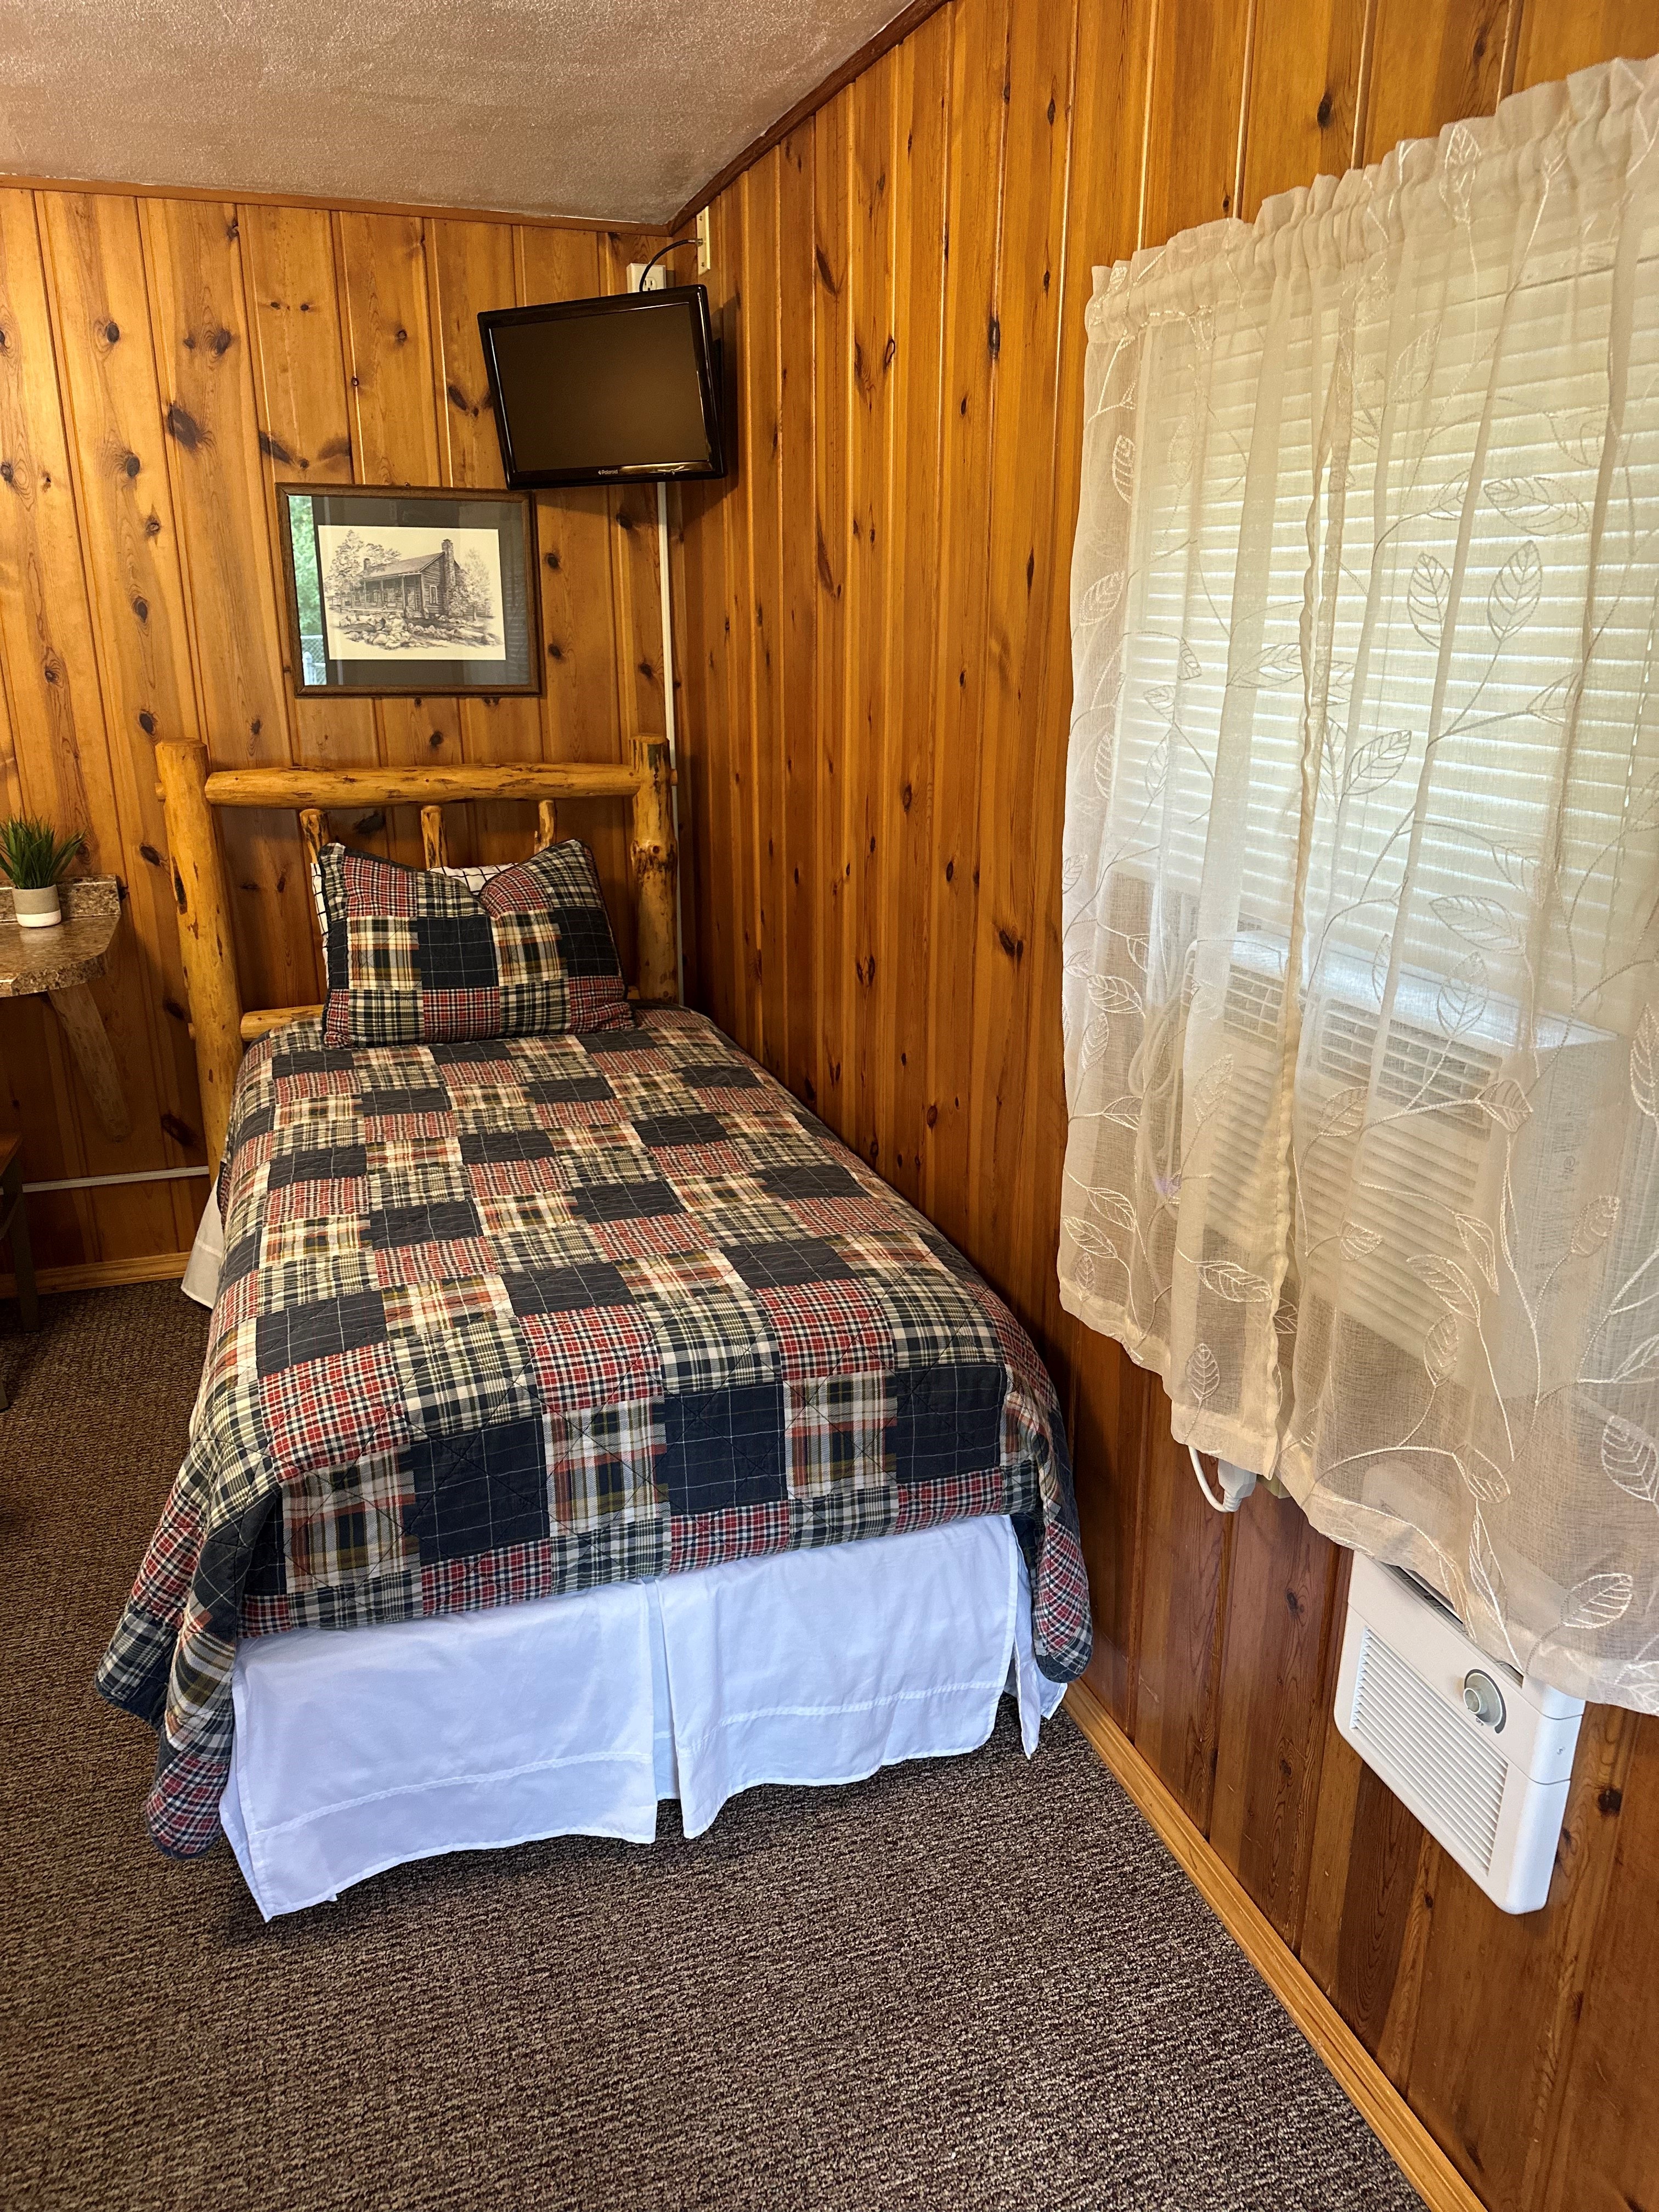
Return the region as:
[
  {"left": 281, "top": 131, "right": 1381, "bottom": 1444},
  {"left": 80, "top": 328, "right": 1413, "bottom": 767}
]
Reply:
[{"left": 278, "top": 484, "right": 540, "bottom": 697}]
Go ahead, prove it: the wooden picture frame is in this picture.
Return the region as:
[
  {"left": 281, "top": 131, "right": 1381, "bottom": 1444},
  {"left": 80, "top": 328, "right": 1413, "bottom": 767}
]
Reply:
[{"left": 276, "top": 484, "right": 541, "bottom": 697}]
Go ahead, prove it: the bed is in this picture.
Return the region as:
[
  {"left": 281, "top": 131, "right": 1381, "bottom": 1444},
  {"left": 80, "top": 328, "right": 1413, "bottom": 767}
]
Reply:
[{"left": 98, "top": 742, "right": 1090, "bottom": 1914}]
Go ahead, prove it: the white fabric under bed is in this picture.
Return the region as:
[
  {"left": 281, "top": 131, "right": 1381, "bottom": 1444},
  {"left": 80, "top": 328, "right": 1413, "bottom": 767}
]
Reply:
[
  {"left": 220, "top": 1515, "right": 1065, "bottom": 1919},
  {"left": 182, "top": 1193, "right": 224, "bottom": 1308}
]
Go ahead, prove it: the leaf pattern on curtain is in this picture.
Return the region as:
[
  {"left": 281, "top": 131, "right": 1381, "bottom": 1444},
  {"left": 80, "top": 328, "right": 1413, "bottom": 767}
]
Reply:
[{"left": 1059, "top": 60, "right": 1659, "bottom": 1712}]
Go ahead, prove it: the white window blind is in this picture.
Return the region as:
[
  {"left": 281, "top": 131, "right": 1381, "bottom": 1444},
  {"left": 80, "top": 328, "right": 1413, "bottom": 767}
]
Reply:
[{"left": 1059, "top": 59, "right": 1659, "bottom": 1714}]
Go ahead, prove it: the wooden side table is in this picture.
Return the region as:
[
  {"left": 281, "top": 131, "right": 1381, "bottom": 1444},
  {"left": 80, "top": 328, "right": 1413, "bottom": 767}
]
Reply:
[
  {"left": 0, "top": 878, "right": 132, "bottom": 1141},
  {"left": 0, "top": 1132, "right": 38, "bottom": 1411}
]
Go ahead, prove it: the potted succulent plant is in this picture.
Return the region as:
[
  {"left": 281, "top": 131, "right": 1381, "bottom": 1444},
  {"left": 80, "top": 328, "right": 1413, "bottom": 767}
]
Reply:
[{"left": 0, "top": 816, "right": 84, "bottom": 930}]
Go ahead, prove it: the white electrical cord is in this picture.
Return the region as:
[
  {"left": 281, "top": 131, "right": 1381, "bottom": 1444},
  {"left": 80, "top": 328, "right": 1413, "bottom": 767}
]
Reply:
[
  {"left": 1189, "top": 1443, "right": 1228, "bottom": 1510},
  {"left": 23, "top": 1163, "right": 211, "bottom": 1195},
  {"left": 656, "top": 477, "right": 686, "bottom": 1006},
  {"left": 1188, "top": 1443, "right": 1258, "bottom": 1515}
]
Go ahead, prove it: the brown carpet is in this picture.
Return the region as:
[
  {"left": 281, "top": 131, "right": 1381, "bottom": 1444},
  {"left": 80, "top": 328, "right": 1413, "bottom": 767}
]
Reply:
[{"left": 0, "top": 1285, "right": 1417, "bottom": 2212}]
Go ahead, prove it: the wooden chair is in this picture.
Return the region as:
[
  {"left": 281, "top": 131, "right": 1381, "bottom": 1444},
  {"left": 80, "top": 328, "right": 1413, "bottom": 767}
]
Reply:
[{"left": 0, "top": 1133, "right": 38, "bottom": 1411}]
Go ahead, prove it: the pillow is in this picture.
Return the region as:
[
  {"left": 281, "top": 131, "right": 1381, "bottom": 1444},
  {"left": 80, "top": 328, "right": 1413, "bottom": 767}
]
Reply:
[
  {"left": 315, "top": 840, "right": 634, "bottom": 1046},
  {"left": 309, "top": 856, "right": 509, "bottom": 946}
]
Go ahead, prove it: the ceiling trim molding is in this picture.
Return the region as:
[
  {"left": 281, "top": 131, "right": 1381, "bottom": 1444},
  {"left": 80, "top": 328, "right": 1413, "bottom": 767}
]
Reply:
[
  {"left": 0, "top": 169, "right": 665, "bottom": 236},
  {"left": 668, "top": 0, "right": 951, "bottom": 231}
]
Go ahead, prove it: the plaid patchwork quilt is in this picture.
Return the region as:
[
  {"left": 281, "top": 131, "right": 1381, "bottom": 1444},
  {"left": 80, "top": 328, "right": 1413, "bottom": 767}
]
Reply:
[{"left": 97, "top": 1006, "right": 1090, "bottom": 1858}]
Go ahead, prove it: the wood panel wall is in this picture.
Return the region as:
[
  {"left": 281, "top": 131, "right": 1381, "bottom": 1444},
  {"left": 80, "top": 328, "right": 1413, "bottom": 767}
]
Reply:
[
  {"left": 0, "top": 190, "right": 670, "bottom": 1273},
  {"left": 672, "top": 2, "right": 1659, "bottom": 2205}
]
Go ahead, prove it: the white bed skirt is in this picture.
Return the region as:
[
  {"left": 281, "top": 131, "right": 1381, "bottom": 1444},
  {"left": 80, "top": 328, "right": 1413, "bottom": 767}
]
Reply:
[
  {"left": 220, "top": 1515, "right": 1064, "bottom": 1919},
  {"left": 181, "top": 1190, "right": 224, "bottom": 1308}
]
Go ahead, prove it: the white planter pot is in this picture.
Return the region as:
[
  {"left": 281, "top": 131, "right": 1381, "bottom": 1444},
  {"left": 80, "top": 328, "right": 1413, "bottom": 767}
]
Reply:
[{"left": 12, "top": 884, "right": 63, "bottom": 929}]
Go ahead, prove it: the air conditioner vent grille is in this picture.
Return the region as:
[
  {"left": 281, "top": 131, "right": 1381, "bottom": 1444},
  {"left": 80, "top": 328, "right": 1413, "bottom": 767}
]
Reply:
[
  {"left": 1351, "top": 1627, "right": 1507, "bottom": 1872},
  {"left": 1223, "top": 963, "right": 1283, "bottom": 1045},
  {"left": 1317, "top": 1003, "right": 1500, "bottom": 1127}
]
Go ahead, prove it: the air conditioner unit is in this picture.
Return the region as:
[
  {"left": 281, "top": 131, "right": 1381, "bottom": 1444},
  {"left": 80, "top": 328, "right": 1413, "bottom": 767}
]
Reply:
[
  {"left": 1335, "top": 1550, "right": 1584, "bottom": 1915},
  {"left": 1210, "top": 931, "right": 1621, "bottom": 1381}
]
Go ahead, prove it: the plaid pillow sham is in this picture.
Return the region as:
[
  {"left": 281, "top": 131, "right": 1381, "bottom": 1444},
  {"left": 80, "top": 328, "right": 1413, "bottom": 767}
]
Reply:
[
  {"left": 317, "top": 840, "right": 634, "bottom": 1045},
  {"left": 309, "top": 856, "right": 510, "bottom": 946}
]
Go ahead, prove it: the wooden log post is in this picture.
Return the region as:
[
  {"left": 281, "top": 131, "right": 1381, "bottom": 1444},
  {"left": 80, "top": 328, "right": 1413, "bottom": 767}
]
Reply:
[
  {"left": 630, "top": 735, "right": 679, "bottom": 1003},
  {"left": 421, "top": 805, "right": 448, "bottom": 870},
  {"left": 298, "top": 810, "right": 328, "bottom": 960},
  {"left": 205, "top": 763, "right": 645, "bottom": 806},
  {"left": 241, "top": 1005, "right": 323, "bottom": 1040},
  {"left": 535, "top": 800, "right": 559, "bottom": 853},
  {"left": 156, "top": 740, "right": 244, "bottom": 1175}
]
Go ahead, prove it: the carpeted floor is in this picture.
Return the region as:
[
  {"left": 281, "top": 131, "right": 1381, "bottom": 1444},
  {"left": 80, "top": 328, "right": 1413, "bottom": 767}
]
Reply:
[{"left": 0, "top": 1284, "right": 1417, "bottom": 2212}]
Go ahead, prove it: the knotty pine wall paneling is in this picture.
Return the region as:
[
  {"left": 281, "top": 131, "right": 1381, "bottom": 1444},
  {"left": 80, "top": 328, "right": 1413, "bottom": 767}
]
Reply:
[
  {"left": 143, "top": 196, "right": 320, "bottom": 1014},
  {"left": 880, "top": 24, "right": 951, "bottom": 1212},
  {"left": 0, "top": 189, "right": 190, "bottom": 1269},
  {"left": 0, "top": 189, "right": 668, "bottom": 1276},
  {"left": 672, "top": 1, "right": 1659, "bottom": 2204},
  {"left": 809, "top": 100, "right": 849, "bottom": 1113}
]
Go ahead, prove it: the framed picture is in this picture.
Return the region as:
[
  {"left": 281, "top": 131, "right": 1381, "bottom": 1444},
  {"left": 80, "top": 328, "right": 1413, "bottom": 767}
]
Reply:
[{"left": 277, "top": 485, "right": 540, "bottom": 697}]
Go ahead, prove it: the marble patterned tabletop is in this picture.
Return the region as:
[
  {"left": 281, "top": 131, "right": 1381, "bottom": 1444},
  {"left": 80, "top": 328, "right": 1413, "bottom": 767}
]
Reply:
[{"left": 0, "top": 877, "right": 122, "bottom": 997}]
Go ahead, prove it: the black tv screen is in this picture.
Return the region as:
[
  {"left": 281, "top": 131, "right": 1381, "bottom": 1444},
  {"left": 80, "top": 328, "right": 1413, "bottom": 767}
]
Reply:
[{"left": 478, "top": 286, "right": 725, "bottom": 488}]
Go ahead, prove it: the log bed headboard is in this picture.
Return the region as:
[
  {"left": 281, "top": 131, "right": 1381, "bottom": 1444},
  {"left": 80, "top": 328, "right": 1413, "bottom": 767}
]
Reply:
[{"left": 154, "top": 737, "right": 679, "bottom": 1175}]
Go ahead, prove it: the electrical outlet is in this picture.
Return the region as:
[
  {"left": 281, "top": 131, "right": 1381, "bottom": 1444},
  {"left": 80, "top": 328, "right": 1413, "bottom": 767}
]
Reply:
[{"left": 625, "top": 260, "right": 669, "bottom": 293}]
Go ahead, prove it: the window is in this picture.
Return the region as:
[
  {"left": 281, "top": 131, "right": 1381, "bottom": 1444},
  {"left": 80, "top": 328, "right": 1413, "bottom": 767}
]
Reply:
[{"left": 1060, "top": 60, "right": 1659, "bottom": 1712}]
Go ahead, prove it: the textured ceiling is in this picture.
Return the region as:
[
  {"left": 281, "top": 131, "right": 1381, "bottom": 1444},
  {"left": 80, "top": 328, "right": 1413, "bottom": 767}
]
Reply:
[{"left": 0, "top": 0, "right": 904, "bottom": 224}]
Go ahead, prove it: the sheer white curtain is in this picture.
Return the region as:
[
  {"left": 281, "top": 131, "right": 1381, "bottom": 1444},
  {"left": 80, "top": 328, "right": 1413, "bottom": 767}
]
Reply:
[{"left": 1059, "top": 59, "right": 1659, "bottom": 1709}]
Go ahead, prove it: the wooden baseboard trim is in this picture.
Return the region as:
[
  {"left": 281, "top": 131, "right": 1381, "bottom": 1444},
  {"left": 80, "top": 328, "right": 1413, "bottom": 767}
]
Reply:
[
  {"left": 0, "top": 1251, "right": 190, "bottom": 1299},
  {"left": 1063, "top": 1678, "right": 1483, "bottom": 2212}
]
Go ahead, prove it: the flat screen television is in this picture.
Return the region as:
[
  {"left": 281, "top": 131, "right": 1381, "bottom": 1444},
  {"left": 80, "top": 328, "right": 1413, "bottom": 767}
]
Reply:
[{"left": 478, "top": 286, "right": 725, "bottom": 488}]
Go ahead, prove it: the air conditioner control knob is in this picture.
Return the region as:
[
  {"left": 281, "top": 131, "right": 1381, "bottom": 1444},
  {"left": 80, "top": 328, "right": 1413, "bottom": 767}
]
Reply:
[{"left": 1463, "top": 1669, "right": 1506, "bottom": 1732}]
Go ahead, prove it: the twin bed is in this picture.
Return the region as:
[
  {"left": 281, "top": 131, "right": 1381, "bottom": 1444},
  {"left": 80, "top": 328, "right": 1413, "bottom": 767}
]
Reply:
[{"left": 98, "top": 743, "right": 1089, "bottom": 1916}]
